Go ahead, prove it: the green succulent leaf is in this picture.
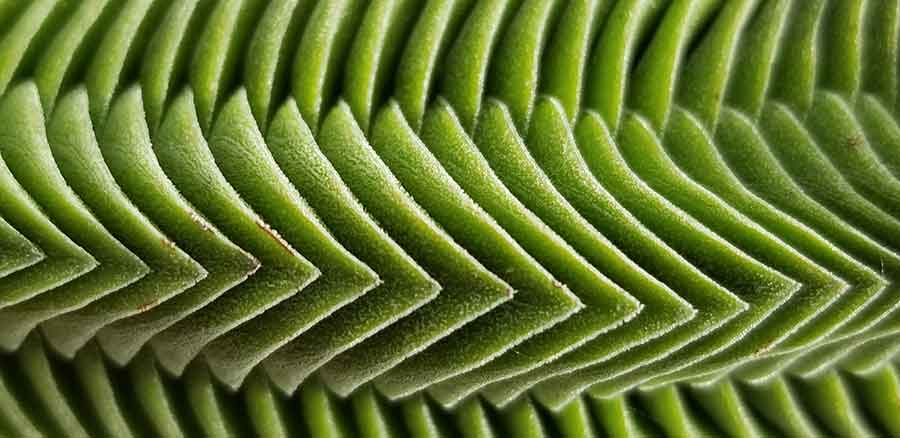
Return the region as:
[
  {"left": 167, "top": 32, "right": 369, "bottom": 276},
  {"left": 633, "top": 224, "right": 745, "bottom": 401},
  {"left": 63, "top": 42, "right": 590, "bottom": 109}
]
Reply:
[{"left": 2, "top": 0, "right": 900, "bottom": 435}]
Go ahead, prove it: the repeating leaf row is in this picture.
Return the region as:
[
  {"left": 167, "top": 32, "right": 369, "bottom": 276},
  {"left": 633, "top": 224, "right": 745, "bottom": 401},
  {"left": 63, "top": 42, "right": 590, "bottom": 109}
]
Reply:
[
  {"left": 2, "top": 334, "right": 900, "bottom": 437},
  {"left": 0, "top": 0, "right": 898, "bottom": 433}
]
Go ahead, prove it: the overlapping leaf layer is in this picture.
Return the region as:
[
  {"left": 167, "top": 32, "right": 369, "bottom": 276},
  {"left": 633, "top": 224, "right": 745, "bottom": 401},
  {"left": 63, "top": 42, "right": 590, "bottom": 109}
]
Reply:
[{"left": 0, "top": 0, "right": 899, "bottom": 435}]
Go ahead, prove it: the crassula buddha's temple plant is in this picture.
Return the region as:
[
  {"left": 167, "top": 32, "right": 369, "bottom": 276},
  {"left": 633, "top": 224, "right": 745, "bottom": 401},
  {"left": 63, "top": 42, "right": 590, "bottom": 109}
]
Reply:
[{"left": 0, "top": 0, "right": 899, "bottom": 436}]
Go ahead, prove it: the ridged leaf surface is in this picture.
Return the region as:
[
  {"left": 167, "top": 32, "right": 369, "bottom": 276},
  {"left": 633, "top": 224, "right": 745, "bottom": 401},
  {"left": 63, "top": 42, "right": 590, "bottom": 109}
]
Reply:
[{"left": 1, "top": 0, "right": 900, "bottom": 435}]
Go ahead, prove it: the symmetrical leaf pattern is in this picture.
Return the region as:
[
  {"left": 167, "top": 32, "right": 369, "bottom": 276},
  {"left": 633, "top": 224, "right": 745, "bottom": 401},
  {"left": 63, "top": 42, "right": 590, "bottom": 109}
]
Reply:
[{"left": 0, "top": 0, "right": 899, "bottom": 435}]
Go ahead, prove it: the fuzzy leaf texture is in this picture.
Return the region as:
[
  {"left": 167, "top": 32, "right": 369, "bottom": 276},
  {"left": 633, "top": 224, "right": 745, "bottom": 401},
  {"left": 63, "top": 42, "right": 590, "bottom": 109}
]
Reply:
[{"left": 0, "top": 0, "right": 900, "bottom": 436}]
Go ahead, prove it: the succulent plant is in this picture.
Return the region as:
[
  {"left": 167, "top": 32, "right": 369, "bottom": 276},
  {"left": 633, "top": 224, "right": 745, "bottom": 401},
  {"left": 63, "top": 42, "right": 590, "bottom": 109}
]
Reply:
[{"left": 0, "top": 0, "right": 899, "bottom": 436}]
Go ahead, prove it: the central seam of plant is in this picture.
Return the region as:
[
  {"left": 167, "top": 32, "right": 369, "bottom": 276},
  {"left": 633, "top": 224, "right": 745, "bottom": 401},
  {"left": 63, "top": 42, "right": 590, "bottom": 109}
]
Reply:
[{"left": 0, "top": 0, "right": 899, "bottom": 436}]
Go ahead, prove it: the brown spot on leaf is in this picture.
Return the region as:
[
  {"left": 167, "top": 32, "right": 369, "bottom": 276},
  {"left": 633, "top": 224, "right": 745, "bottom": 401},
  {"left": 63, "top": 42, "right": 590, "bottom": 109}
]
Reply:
[
  {"left": 190, "top": 211, "right": 213, "bottom": 232},
  {"left": 845, "top": 135, "right": 864, "bottom": 149},
  {"left": 257, "top": 220, "right": 292, "bottom": 252},
  {"left": 754, "top": 344, "right": 773, "bottom": 357}
]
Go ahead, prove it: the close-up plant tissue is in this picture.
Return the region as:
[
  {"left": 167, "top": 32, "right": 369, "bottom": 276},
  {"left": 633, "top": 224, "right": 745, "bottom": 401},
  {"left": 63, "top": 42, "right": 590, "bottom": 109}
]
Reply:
[{"left": 0, "top": 0, "right": 897, "bottom": 436}]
